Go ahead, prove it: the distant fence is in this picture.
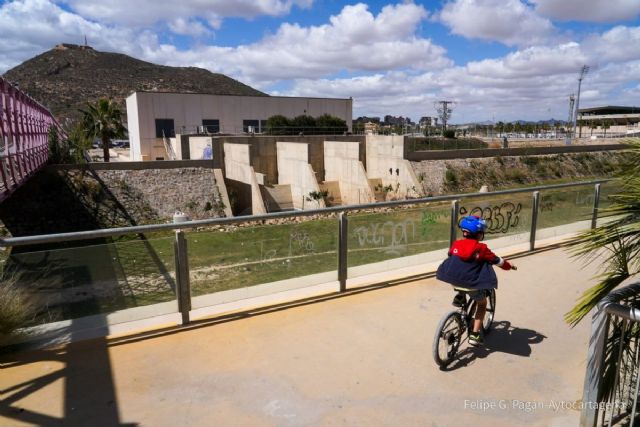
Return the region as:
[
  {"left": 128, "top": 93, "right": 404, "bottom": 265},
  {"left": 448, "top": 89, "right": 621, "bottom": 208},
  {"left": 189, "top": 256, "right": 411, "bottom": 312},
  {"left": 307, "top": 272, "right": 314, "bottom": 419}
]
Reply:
[
  {"left": 406, "top": 144, "right": 629, "bottom": 161},
  {"left": 0, "top": 76, "right": 61, "bottom": 201}
]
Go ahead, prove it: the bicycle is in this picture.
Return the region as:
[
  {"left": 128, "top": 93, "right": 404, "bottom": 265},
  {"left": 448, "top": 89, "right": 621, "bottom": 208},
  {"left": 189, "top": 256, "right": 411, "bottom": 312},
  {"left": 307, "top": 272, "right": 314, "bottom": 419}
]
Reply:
[{"left": 432, "top": 264, "right": 517, "bottom": 367}]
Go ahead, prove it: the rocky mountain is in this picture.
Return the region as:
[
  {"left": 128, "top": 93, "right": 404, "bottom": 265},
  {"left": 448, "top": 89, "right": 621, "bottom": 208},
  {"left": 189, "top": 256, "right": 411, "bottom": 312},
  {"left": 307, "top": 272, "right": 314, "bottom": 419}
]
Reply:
[{"left": 3, "top": 44, "right": 267, "bottom": 123}]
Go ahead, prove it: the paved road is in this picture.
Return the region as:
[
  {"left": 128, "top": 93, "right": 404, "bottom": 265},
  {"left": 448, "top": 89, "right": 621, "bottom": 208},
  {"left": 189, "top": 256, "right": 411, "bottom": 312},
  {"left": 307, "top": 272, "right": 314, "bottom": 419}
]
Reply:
[{"left": 0, "top": 246, "right": 601, "bottom": 426}]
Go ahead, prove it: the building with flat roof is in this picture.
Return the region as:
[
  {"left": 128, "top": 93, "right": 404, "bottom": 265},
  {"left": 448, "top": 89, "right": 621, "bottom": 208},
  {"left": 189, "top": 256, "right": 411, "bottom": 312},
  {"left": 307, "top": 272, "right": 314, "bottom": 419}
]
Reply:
[
  {"left": 126, "top": 91, "right": 353, "bottom": 161},
  {"left": 577, "top": 105, "right": 640, "bottom": 138}
]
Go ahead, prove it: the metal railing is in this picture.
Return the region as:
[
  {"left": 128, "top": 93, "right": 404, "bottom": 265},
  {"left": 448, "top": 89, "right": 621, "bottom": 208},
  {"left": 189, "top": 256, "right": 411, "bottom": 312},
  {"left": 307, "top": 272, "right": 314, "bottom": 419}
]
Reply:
[
  {"left": 0, "top": 76, "right": 61, "bottom": 201},
  {"left": 177, "top": 125, "right": 350, "bottom": 136},
  {"left": 582, "top": 282, "right": 640, "bottom": 426},
  {"left": 0, "top": 179, "right": 611, "bottom": 338}
]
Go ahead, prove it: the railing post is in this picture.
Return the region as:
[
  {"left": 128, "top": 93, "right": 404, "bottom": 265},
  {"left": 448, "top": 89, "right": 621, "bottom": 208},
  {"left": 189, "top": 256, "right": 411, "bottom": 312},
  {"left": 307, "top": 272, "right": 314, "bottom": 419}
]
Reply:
[
  {"left": 581, "top": 306, "right": 611, "bottom": 427},
  {"left": 449, "top": 200, "right": 459, "bottom": 248},
  {"left": 338, "top": 212, "right": 348, "bottom": 292},
  {"left": 530, "top": 191, "right": 540, "bottom": 251},
  {"left": 591, "top": 183, "right": 601, "bottom": 230},
  {"left": 174, "top": 230, "right": 191, "bottom": 325}
]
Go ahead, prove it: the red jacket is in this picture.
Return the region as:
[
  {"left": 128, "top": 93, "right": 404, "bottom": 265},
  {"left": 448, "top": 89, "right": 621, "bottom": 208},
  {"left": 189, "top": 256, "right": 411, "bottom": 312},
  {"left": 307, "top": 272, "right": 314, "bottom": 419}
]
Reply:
[
  {"left": 436, "top": 238, "right": 507, "bottom": 290},
  {"left": 449, "top": 239, "right": 501, "bottom": 264}
]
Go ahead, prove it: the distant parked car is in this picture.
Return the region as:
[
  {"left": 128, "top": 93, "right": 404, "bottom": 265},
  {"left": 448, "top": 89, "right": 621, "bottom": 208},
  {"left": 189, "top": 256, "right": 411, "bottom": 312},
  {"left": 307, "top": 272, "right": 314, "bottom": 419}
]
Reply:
[{"left": 111, "top": 140, "right": 130, "bottom": 148}]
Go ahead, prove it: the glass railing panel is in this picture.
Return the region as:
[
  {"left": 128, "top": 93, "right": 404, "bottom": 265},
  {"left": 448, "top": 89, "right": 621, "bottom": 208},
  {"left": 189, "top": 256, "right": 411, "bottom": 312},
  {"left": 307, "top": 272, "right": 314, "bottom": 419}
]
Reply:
[
  {"left": 188, "top": 217, "right": 338, "bottom": 309},
  {"left": 4, "top": 236, "right": 177, "bottom": 326},
  {"left": 598, "top": 180, "right": 622, "bottom": 212},
  {"left": 346, "top": 203, "right": 451, "bottom": 278},
  {"left": 536, "top": 186, "right": 595, "bottom": 240},
  {"left": 457, "top": 194, "right": 532, "bottom": 251}
]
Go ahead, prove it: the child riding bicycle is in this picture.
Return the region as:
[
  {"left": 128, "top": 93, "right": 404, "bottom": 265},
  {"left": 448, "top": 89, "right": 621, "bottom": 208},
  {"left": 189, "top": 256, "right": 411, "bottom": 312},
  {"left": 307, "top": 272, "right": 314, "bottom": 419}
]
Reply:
[{"left": 436, "top": 215, "right": 515, "bottom": 346}]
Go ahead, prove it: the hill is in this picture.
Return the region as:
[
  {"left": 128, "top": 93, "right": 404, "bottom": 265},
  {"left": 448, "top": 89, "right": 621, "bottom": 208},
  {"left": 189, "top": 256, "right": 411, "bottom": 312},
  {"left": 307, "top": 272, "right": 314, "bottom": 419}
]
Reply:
[{"left": 2, "top": 44, "right": 267, "bottom": 122}]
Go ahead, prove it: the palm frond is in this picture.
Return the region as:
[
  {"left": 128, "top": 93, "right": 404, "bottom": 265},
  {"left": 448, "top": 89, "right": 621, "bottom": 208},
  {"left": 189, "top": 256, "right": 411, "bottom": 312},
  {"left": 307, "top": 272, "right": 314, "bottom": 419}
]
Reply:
[
  {"left": 565, "top": 235, "right": 632, "bottom": 327},
  {"left": 565, "top": 140, "right": 640, "bottom": 326}
]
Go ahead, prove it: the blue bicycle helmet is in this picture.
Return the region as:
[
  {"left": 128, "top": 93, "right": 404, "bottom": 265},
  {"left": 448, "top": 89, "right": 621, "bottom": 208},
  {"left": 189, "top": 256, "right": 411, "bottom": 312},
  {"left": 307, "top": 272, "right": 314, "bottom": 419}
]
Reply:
[{"left": 459, "top": 215, "right": 487, "bottom": 235}]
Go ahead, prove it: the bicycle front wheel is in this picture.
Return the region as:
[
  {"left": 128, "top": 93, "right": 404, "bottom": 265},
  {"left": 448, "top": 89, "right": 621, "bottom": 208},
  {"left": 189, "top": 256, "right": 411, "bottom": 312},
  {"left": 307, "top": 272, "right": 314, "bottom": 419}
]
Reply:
[{"left": 432, "top": 310, "right": 464, "bottom": 368}]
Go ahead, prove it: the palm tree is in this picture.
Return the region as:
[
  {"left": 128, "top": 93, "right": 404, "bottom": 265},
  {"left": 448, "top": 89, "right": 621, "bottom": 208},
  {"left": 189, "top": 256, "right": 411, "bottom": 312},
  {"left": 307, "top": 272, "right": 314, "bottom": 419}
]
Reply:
[
  {"left": 565, "top": 139, "right": 640, "bottom": 326},
  {"left": 80, "top": 98, "right": 126, "bottom": 162}
]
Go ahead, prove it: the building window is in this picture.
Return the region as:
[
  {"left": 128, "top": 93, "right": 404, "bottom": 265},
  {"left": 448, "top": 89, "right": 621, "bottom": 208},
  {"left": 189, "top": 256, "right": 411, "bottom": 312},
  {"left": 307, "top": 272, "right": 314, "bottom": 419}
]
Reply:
[
  {"left": 243, "top": 119, "right": 260, "bottom": 133},
  {"left": 155, "top": 119, "right": 175, "bottom": 138},
  {"left": 202, "top": 119, "right": 220, "bottom": 134},
  {"left": 260, "top": 120, "right": 267, "bottom": 132}
]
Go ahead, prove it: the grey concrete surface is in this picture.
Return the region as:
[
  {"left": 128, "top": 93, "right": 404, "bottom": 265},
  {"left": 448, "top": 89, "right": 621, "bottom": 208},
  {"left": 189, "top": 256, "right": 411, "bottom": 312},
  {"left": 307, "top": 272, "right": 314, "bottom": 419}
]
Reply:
[{"left": 0, "top": 246, "right": 601, "bottom": 426}]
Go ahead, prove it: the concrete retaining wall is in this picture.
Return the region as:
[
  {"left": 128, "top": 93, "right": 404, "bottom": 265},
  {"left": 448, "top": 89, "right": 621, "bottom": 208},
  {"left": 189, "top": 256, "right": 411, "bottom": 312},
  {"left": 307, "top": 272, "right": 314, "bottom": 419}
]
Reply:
[
  {"left": 276, "top": 142, "right": 324, "bottom": 210},
  {"left": 0, "top": 163, "right": 226, "bottom": 237},
  {"left": 223, "top": 143, "right": 267, "bottom": 215},
  {"left": 366, "top": 135, "right": 423, "bottom": 199},
  {"left": 324, "top": 141, "right": 374, "bottom": 205}
]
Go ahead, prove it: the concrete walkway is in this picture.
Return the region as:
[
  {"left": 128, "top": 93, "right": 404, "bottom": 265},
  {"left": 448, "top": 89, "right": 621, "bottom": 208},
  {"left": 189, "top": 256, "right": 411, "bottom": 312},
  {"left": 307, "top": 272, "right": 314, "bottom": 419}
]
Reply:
[{"left": 1, "top": 246, "right": 601, "bottom": 426}]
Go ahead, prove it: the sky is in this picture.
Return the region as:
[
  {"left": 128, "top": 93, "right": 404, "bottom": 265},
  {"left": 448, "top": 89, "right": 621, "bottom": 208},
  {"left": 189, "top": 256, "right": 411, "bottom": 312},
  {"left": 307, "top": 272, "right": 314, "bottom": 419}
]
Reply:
[{"left": 1, "top": 0, "right": 640, "bottom": 123}]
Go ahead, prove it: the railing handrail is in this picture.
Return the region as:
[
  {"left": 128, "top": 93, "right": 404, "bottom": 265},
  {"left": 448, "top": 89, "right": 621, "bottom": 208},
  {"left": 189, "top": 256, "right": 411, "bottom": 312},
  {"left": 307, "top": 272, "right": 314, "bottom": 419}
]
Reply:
[
  {"left": 599, "top": 281, "right": 640, "bottom": 321},
  {"left": 0, "top": 178, "right": 611, "bottom": 248},
  {"left": 581, "top": 280, "right": 640, "bottom": 427}
]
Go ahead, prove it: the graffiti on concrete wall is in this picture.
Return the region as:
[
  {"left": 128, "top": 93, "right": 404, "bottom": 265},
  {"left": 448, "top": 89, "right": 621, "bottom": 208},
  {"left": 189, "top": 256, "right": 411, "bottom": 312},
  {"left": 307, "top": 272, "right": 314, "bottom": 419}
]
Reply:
[{"left": 459, "top": 202, "right": 523, "bottom": 234}]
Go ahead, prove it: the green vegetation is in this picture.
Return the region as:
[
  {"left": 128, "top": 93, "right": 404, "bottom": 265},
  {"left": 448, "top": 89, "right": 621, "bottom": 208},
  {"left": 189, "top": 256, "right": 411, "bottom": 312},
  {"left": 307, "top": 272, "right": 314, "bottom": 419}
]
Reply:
[
  {"left": 443, "top": 151, "right": 628, "bottom": 193},
  {"left": 563, "top": 140, "right": 640, "bottom": 403},
  {"left": 565, "top": 140, "right": 640, "bottom": 326},
  {"left": 80, "top": 98, "right": 127, "bottom": 162},
  {"left": 48, "top": 123, "right": 92, "bottom": 164},
  {"left": 265, "top": 114, "right": 347, "bottom": 135},
  {"left": 0, "top": 274, "right": 35, "bottom": 337},
  {"left": 443, "top": 129, "right": 456, "bottom": 139}
]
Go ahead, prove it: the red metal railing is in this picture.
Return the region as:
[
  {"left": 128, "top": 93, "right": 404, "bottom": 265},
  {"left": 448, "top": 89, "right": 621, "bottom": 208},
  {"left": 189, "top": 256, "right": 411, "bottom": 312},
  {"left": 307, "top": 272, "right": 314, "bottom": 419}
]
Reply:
[{"left": 0, "top": 76, "right": 61, "bottom": 202}]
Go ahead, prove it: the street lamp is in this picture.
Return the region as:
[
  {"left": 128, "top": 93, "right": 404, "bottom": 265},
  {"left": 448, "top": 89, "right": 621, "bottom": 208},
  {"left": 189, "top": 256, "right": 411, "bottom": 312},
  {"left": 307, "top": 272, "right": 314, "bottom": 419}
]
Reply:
[{"left": 573, "top": 65, "right": 590, "bottom": 139}]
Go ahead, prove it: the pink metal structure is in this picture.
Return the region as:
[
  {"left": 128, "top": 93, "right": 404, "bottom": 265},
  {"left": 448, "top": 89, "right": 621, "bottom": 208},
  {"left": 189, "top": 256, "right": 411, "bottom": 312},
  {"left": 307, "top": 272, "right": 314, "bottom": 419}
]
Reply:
[{"left": 0, "top": 76, "right": 60, "bottom": 202}]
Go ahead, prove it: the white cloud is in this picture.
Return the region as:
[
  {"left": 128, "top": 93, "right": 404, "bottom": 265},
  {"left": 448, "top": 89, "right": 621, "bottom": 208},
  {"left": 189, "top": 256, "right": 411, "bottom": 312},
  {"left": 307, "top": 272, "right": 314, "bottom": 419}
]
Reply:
[
  {"left": 0, "top": 0, "right": 140, "bottom": 72},
  {"left": 285, "top": 32, "right": 640, "bottom": 122},
  {"left": 167, "top": 18, "right": 211, "bottom": 37},
  {"left": 1, "top": 0, "right": 639, "bottom": 123},
  {"left": 464, "top": 43, "right": 587, "bottom": 79},
  {"left": 140, "top": 3, "right": 451, "bottom": 83},
  {"left": 59, "top": 0, "right": 313, "bottom": 27},
  {"left": 438, "top": 0, "right": 555, "bottom": 46},
  {"left": 532, "top": 0, "right": 640, "bottom": 23},
  {"left": 582, "top": 26, "right": 640, "bottom": 64}
]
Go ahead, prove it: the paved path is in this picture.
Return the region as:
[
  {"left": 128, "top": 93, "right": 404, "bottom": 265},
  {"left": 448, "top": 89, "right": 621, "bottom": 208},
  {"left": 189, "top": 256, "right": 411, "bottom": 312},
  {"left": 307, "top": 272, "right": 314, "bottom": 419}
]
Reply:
[{"left": 0, "top": 246, "right": 601, "bottom": 426}]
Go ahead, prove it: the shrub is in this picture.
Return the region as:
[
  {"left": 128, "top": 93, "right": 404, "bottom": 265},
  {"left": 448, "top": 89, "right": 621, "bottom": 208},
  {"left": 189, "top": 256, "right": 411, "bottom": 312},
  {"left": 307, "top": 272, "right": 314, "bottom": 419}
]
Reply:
[
  {"left": 443, "top": 129, "right": 456, "bottom": 139},
  {"left": 504, "top": 168, "right": 528, "bottom": 183},
  {"left": 445, "top": 168, "right": 458, "bottom": 186},
  {"left": 0, "top": 277, "right": 34, "bottom": 337}
]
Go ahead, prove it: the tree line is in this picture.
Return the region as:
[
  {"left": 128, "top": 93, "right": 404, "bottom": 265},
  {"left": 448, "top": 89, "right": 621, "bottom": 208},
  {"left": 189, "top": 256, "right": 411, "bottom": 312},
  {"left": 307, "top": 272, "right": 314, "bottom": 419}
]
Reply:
[{"left": 264, "top": 114, "right": 347, "bottom": 135}]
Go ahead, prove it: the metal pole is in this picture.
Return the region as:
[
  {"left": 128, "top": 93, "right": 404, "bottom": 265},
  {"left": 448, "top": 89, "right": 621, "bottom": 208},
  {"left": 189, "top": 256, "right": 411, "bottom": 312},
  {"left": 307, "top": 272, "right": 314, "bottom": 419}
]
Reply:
[
  {"left": 449, "top": 200, "right": 459, "bottom": 248},
  {"left": 530, "top": 191, "right": 540, "bottom": 251},
  {"left": 581, "top": 308, "right": 611, "bottom": 427},
  {"left": 338, "top": 212, "right": 348, "bottom": 292},
  {"left": 174, "top": 230, "right": 191, "bottom": 325},
  {"left": 608, "top": 319, "right": 627, "bottom": 426},
  {"left": 592, "top": 183, "right": 601, "bottom": 230}
]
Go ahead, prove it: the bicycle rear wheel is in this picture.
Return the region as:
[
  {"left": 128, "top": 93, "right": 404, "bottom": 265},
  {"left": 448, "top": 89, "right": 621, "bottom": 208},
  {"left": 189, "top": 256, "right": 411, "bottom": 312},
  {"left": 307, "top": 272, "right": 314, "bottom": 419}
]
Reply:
[
  {"left": 432, "top": 310, "right": 464, "bottom": 367},
  {"left": 468, "top": 289, "right": 496, "bottom": 334}
]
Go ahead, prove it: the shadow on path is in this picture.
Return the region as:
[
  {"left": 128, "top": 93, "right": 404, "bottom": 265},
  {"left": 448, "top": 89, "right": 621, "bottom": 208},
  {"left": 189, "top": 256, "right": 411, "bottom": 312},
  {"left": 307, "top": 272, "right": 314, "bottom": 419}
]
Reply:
[{"left": 442, "top": 320, "right": 547, "bottom": 372}]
